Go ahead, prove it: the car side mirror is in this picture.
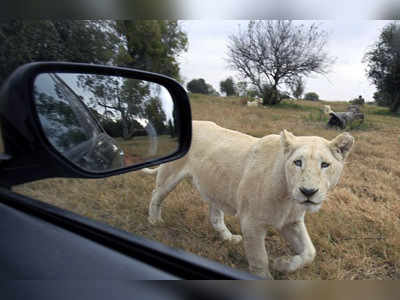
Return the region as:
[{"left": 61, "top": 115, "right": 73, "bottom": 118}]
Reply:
[{"left": 0, "top": 62, "right": 192, "bottom": 186}]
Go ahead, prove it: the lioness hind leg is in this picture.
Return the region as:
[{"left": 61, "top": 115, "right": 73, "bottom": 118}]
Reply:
[
  {"left": 148, "top": 169, "right": 186, "bottom": 225},
  {"left": 209, "top": 204, "right": 242, "bottom": 244},
  {"left": 272, "top": 221, "right": 316, "bottom": 272}
]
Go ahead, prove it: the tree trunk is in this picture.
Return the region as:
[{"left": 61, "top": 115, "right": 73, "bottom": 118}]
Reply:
[
  {"left": 271, "top": 85, "right": 279, "bottom": 105},
  {"left": 121, "top": 116, "right": 132, "bottom": 140},
  {"left": 390, "top": 94, "right": 400, "bottom": 113}
]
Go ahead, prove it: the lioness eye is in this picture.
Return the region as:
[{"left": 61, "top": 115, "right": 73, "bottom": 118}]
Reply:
[
  {"left": 321, "top": 162, "right": 330, "bottom": 168},
  {"left": 294, "top": 160, "right": 302, "bottom": 167}
]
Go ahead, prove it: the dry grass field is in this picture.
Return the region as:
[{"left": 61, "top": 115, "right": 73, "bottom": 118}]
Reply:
[
  {"left": 14, "top": 94, "right": 400, "bottom": 279},
  {"left": 115, "top": 135, "right": 179, "bottom": 165}
]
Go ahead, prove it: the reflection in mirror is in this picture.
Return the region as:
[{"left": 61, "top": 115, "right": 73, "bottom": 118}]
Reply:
[
  {"left": 0, "top": 121, "right": 12, "bottom": 162},
  {"left": 33, "top": 72, "right": 179, "bottom": 172}
]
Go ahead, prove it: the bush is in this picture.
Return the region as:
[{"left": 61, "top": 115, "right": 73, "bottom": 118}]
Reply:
[
  {"left": 262, "top": 85, "right": 280, "bottom": 105},
  {"left": 239, "top": 97, "right": 248, "bottom": 106},
  {"left": 350, "top": 95, "right": 365, "bottom": 105},
  {"left": 247, "top": 89, "right": 259, "bottom": 99},
  {"left": 219, "top": 77, "right": 237, "bottom": 96},
  {"left": 279, "top": 91, "right": 291, "bottom": 100},
  {"left": 274, "top": 100, "right": 318, "bottom": 112},
  {"left": 304, "top": 92, "right": 319, "bottom": 101},
  {"left": 187, "top": 78, "right": 217, "bottom": 95}
]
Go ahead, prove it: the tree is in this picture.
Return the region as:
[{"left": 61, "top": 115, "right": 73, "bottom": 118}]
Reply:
[
  {"left": 227, "top": 20, "right": 333, "bottom": 105},
  {"left": 290, "top": 77, "right": 305, "bottom": 99},
  {"left": 364, "top": 22, "right": 400, "bottom": 112},
  {"left": 207, "top": 85, "right": 219, "bottom": 96},
  {"left": 78, "top": 74, "right": 152, "bottom": 140},
  {"left": 261, "top": 84, "right": 280, "bottom": 103},
  {"left": 0, "top": 20, "right": 188, "bottom": 85},
  {"left": 144, "top": 97, "right": 167, "bottom": 134},
  {"left": 187, "top": 78, "right": 216, "bottom": 95},
  {"left": 373, "top": 90, "right": 392, "bottom": 107},
  {"left": 304, "top": 92, "right": 319, "bottom": 101},
  {"left": 0, "top": 20, "right": 119, "bottom": 85},
  {"left": 114, "top": 20, "right": 188, "bottom": 80},
  {"left": 220, "top": 77, "right": 237, "bottom": 96},
  {"left": 236, "top": 81, "right": 248, "bottom": 97}
]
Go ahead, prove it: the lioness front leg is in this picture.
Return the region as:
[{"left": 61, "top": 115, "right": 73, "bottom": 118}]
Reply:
[
  {"left": 241, "top": 217, "right": 273, "bottom": 279},
  {"left": 273, "top": 221, "right": 316, "bottom": 272},
  {"left": 209, "top": 204, "right": 242, "bottom": 243}
]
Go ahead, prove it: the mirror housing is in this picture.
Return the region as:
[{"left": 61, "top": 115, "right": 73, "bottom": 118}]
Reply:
[{"left": 0, "top": 62, "right": 192, "bottom": 187}]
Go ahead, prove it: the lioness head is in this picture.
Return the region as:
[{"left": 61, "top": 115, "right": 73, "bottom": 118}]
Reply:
[{"left": 280, "top": 130, "right": 354, "bottom": 212}]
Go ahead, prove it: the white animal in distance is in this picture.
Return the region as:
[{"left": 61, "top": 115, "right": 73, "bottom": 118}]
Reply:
[{"left": 247, "top": 101, "right": 259, "bottom": 107}]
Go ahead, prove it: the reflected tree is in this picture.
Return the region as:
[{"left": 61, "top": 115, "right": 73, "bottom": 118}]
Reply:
[
  {"left": 144, "top": 97, "right": 167, "bottom": 134},
  {"left": 78, "top": 74, "right": 153, "bottom": 139},
  {"left": 78, "top": 74, "right": 172, "bottom": 139}
]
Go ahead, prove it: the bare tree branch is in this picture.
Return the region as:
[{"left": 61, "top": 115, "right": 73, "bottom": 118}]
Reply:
[{"left": 227, "top": 21, "right": 334, "bottom": 105}]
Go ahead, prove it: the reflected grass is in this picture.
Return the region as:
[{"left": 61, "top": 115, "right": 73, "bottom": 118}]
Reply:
[{"left": 115, "top": 135, "right": 179, "bottom": 165}]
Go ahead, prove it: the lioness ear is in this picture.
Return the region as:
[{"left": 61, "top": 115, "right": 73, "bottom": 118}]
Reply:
[
  {"left": 280, "top": 129, "right": 295, "bottom": 154},
  {"left": 329, "top": 132, "right": 354, "bottom": 160}
]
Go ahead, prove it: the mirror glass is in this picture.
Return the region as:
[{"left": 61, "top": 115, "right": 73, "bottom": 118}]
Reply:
[{"left": 33, "top": 72, "right": 179, "bottom": 173}]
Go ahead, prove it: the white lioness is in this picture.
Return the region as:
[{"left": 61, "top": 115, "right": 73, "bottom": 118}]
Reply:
[{"left": 144, "top": 121, "right": 354, "bottom": 279}]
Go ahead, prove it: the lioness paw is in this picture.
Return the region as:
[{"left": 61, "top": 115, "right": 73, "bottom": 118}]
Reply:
[
  {"left": 148, "top": 216, "right": 164, "bottom": 225},
  {"left": 221, "top": 233, "right": 242, "bottom": 244},
  {"left": 273, "top": 255, "right": 303, "bottom": 272},
  {"left": 229, "top": 234, "right": 243, "bottom": 244}
]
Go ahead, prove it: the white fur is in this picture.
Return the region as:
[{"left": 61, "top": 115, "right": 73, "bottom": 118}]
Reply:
[
  {"left": 323, "top": 105, "right": 334, "bottom": 115},
  {"left": 247, "top": 101, "right": 259, "bottom": 107},
  {"left": 145, "top": 121, "right": 354, "bottom": 279}
]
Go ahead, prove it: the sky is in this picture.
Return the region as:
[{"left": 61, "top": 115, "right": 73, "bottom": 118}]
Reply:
[{"left": 177, "top": 20, "right": 390, "bottom": 102}]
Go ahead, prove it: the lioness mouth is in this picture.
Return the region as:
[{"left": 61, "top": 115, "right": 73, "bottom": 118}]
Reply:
[{"left": 301, "top": 200, "right": 319, "bottom": 205}]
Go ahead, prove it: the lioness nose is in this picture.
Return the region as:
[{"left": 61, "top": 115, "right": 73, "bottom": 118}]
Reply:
[{"left": 299, "top": 187, "right": 319, "bottom": 198}]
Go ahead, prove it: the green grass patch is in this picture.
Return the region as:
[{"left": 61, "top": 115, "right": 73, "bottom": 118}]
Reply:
[
  {"left": 270, "top": 115, "right": 282, "bottom": 121},
  {"left": 272, "top": 100, "right": 319, "bottom": 112},
  {"left": 188, "top": 93, "right": 203, "bottom": 100},
  {"left": 369, "top": 109, "right": 400, "bottom": 118},
  {"left": 302, "top": 110, "right": 329, "bottom": 123},
  {"left": 345, "top": 119, "right": 377, "bottom": 131}
]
